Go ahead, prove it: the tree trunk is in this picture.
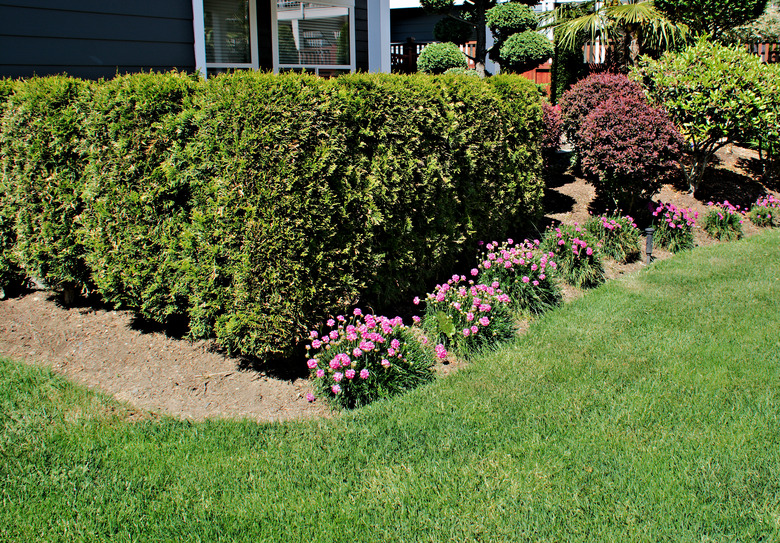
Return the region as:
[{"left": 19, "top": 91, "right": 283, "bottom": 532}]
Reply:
[{"left": 474, "top": 2, "right": 487, "bottom": 77}]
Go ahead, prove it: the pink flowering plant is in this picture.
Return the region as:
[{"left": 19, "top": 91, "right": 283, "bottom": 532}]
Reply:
[
  {"left": 651, "top": 201, "right": 698, "bottom": 253},
  {"left": 474, "top": 239, "right": 562, "bottom": 316},
  {"left": 541, "top": 224, "right": 605, "bottom": 288},
  {"left": 702, "top": 200, "right": 744, "bottom": 241},
  {"left": 748, "top": 195, "right": 780, "bottom": 227},
  {"left": 418, "top": 274, "right": 515, "bottom": 358},
  {"left": 585, "top": 214, "right": 641, "bottom": 263},
  {"left": 306, "top": 309, "right": 436, "bottom": 409}
]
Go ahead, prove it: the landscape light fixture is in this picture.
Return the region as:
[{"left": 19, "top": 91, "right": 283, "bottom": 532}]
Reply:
[{"left": 645, "top": 226, "right": 655, "bottom": 265}]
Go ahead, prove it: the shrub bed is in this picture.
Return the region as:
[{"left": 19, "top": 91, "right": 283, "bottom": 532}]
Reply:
[{"left": 0, "top": 71, "right": 544, "bottom": 361}]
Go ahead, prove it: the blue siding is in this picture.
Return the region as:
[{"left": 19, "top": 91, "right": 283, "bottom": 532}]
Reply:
[{"left": 0, "top": 0, "right": 195, "bottom": 79}]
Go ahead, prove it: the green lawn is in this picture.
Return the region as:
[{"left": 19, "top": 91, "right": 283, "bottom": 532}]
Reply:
[{"left": 2, "top": 230, "right": 779, "bottom": 542}]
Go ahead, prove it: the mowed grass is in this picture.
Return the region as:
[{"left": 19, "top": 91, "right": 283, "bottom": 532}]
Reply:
[{"left": 2, "top": 231, "right": 779, "bottom": 542}]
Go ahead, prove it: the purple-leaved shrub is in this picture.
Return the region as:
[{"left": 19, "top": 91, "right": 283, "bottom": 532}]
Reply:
[
  {"left": 542, "top": 102, "right": 562, "bottom": 153},
  {"left": 578, "top": 96, "right": 684, "bottom": 213},
  {"left": 558, "top": 72, "right": 646, "bottom": 149}
]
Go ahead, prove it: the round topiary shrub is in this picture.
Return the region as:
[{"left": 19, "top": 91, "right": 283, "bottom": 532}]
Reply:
[
  {"left": 558, "top": 73, "right": 646, "bottom": 148},
  {"left": 497, "top": 31, "right": 553, "bottom": 73},
  {"left": 486, "top": 2, "right": 537, "bottom": 40},
  {"left": 434, "top": 17, "right": 473, "bottom": 44},
  {"left": 578, "top": 96, "right": 684, "bottom": 212},
  {"left": 417, "top": 42, "right": 469, "bottom": 74}
]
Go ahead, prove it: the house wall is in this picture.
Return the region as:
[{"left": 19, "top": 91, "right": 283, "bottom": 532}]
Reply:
[{"left": 0, "top": 0, "right": 196, "bottom": 79}]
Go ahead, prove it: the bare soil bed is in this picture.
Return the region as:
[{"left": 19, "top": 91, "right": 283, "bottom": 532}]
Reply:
[{"left": 1, "top": 145, "right": 776, "bottom": 422}]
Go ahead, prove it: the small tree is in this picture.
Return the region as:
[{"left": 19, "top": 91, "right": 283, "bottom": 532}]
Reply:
[
  {"left": 656, "top": 0, "right": 769, "bottom": 41},
  {"left": 633, "top": 38, "right": 770, "bottom": 192}
]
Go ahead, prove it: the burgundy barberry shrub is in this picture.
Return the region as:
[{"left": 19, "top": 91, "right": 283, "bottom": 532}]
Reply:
[
  {"left": 542, "top": 102, "right": 562, "bottom": 153},
  {"left": 578, "top": 96, "right": 684, "bottom": 212},
  {"left": 558, "top": 72, "right": 646, "bottom": 149}
]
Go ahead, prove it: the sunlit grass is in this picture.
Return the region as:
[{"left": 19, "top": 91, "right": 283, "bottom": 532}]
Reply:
[{"left": 2, "top": 230, "right": 779, "bottom": 541}]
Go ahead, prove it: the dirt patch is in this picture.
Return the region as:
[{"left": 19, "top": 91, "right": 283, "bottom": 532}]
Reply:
[{"left": 1, "top": 146, "right": 776, "bottom": 422}]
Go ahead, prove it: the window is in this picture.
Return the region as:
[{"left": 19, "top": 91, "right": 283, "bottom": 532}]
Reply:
[
  {"left": 196, "top": 0, "right": 259, "bottom": 76},
  {"left": 272, "top": 1, "right": 356, "bottom": 75}
]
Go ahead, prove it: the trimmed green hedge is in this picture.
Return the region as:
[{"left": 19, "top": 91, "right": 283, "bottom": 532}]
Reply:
[{"left": 0, "top": 71, "right": 543, "bottom": 360}]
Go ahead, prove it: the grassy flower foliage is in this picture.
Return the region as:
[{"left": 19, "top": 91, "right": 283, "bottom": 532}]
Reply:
[
  {"left": 420, "top": 275, "right": 515, "bottom": 358},
  {"left": 306, "top": 310, "right": 436, "bottom": 409},
  {"left": 585, "top": 214, "right": 641, "bottom": 263},
  {"left": 749, "top": 195, "right": 780, "bottom": 227},
  {"left": 542, "top": 224, "right": 605, "bottom": 288},
  {"left": 702, "top": 200, "right": 744, "bottom": 241},
  {"left": 652, "top": 201, "right": 698, "bottom": 253},
  {"left": 475, "top": 239, "right": 562, "bottom": 316}
]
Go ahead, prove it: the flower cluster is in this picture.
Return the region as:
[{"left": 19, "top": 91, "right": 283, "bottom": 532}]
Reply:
[
  {"left": 585, "top": 214, "right": 641, "bottom": 263},
  {"left": 703, "top": 200, "right": 744, "bottom": 241},
  {"left": 475, "top": 238, "right": 561, "bottom": 315},
  {"left": 419, "top": 274, "right": 515, "bottom": 358},
  {"left": 651, "top": 201, "right": 698, "bottom": 253},
  {"left": 306, "top": 309, "right": 436, "bottom": 409},
  {"left": 749, "top": 195, "right": 780, "bottom": 227},
  {"left": 541, "top": 223, "right": 605, "bottom": 288}
]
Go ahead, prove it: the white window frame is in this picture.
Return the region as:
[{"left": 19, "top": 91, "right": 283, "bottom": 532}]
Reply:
[
  {"left": 271, "top": 0, "right": 356, "bottom": 75},
  {"left": 193, "top": 0, "right": 259, "bottom": 78}
]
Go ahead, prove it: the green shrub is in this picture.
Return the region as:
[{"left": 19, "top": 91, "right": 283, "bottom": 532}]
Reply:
[
  {"left": 475, "top": 238, "right": 562, "bottom": 316},
  {"left": 585, "top": 214, "right": 641, "bottom": 263},
  {"left": 180, "top": 72, "right": 543, "bottom": 358},
  {"left": 417, "top": 42, "right": 469, "bottom": 74},
  {"left": 497, "top": 31, "right": 553, "bottom": 73},
  {"left": 0, "top": 79, "right": 23, "bottom": 296},
  {"left": 702, "top": 201, "right": 744, "bottom": 241},
  {"left": 443, "top": 67, "right": 480, "bottom": 77},
  {"left": 633, "top": 38, "right": 771, "bottom": 192},
  {"left": 78, "top": 71, "right": 200, "bottom": 322},
  {"left": 486, "top": 2, "right": 537, "bottom": 40},
  {"left": 0, "top": 76, "right": 92, "bottom": 293},
  {"left": 434, "top": 17, "right": 473, "bottom": 44},
  {"left": 541, "top": 223, "right": 605, "bottom": 288},
  {"left": 0, "top": 71, "right": 543, "bottom": 362},
  {"left": 305, "top": 311, "right": 436, "bottom": 409}
]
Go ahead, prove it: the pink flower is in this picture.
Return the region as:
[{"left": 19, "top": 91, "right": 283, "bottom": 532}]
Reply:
[
  {"left": 391, "top": 339, "right": 401, "bottom": 350},
  {"left": 353, "top": 308, "right": 363, "bottom": 316},
  {"left": 352, "top": 348, "right": 363, "bottom": 358},
  {"left": 306, "top": 393, "right": 316, "bottom": 402},
  {"left": 345, "top": 369, "right": 356, "bottom": 379},
  {"left": 311, "top": 339, "right": 322, "bottom": 349},
  {"left": 333, "top": 372, "right": 344, "bottom": 382},
  {"left": 381, "top": 359, "right": 390, "bottom": 367},
  {"left": 326, "top": 319, "right": 335, "bottom": 327},
  {"left": 462, "top": 328, "right": 471, "bottom": 337},
  {"left": 412, "top": 315, "right": 421, "bottom": 324},
  {"left": 466, "top": 312, "right": 475, "bottom": 322},
  {"left": 316, "top": 369, "right": 325, "bottom": 378},
  {"left": 329, "top": 359, "right": 341, "bottom": 370},
  {"left": 470, "top": 325, "right": 478, "bottom": 334},
  {"left": 307, "top": 359, "right": 318, "bottom": 369},
  {"left": 471, "top": 268, "right": 479, "bottom": 276},
  {"left": 479, "top": 316, "right": 490, "bottom": 326},
  {"left": 329, "top": 330, "right": 339, "bottom": 340},
  {"left": 435, "top": 344, "right": 447, "bottom": 359},
  {"left": 586, "top": 247, "right": 593, "bottom": 256},
  {"left": 522, "top": 276, "right": 530, "bottom": 283},
  {"left": 331, "top": 384, "right": 341, "bottom": 394},
  {"left": 413, "top": 296, "right": 420, "bottom": 305},
  {"left": 359, "top": 369, "right": 369, "bottom": 379},
  {"left": 309, "top": 331, "right": 318, "bottom": 339}
]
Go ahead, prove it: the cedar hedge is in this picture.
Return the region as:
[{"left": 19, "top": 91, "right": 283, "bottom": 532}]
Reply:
[{"left": 0, "top": 71, "right": 544, "bottom": 360}]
